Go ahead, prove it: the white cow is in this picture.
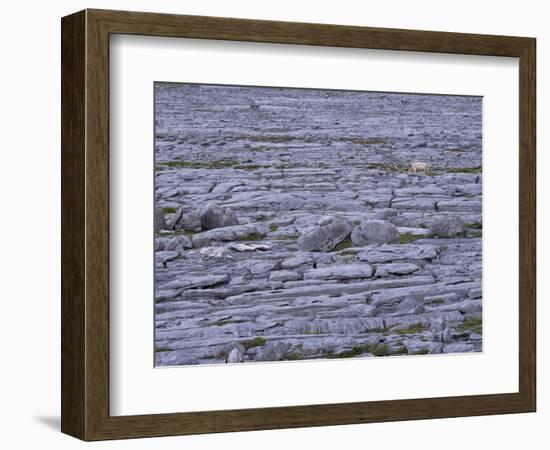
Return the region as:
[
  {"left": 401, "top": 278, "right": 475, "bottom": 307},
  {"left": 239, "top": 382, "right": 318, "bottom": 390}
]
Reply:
[{"left": 408, "top": 161, "right": 430, "bottom": 175}]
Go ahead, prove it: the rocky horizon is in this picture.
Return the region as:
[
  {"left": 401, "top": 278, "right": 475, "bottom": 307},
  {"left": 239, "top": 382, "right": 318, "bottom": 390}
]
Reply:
[{"left": 154, "top": 83, "right": 483, "bottom": 366}]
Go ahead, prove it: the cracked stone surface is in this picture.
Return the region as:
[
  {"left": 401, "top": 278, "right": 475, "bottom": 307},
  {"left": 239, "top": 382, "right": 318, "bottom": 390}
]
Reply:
[{"left": 154, "top": 83, "right": 483, "bottom": 366}]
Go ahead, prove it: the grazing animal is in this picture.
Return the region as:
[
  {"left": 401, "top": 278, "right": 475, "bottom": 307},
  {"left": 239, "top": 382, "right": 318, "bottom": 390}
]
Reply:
[{"left": 408, "top": 161, "right": 430, "bottom": 174}]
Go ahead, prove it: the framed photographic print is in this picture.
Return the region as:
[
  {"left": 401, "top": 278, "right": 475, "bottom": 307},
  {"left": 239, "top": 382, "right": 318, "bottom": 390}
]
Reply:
[{"left": 61, "top": 9, "right": 536, "bottom": 440}]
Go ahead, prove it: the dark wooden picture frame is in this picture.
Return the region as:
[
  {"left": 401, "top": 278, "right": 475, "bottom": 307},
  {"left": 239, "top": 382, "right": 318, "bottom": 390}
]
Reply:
[{"left": 61, "top": 9, "right": 536, "bottom": 441}]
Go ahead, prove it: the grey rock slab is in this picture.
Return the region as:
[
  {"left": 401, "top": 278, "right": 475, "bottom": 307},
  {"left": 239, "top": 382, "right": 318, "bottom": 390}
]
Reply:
[
  {"left": 236, "top": 259, "right": 279, "bottom": 275},
  {"left": 212, "top": 181, "right": 244, "bottom": 194},
  {"left": 280, "top": 252, "right": 314, "bottom": 269},
  {"left": 304, "top": 263, "right": 374, "bottom": 280},
  {"left": 437, "top": 199, "right": 482, "bottom": 213},
  {"left": 297, "top": 216, "right": 352, "bottom": 252},
  {"left": 225, "top": 275, "right": 435, "bottom": 305},
  {"left": 358, "top": 244, "right": 438, "bottom": 263},
  {"left": 269, "top": 270, "right": 302, "bottom": 282},
  {"left": 351, "top": 220, "right": 400, "bottom": 246},
  {"left": 156, "top": 251, "right": 179, "bottom": 265},
  {"left": 428, "top": 299, "right": 482, "bottom": 314},
  {"left": 392, "top": 198, "right": 436, "bottom": 211},
  {"left": 155, "top": 289, "right": 181, "bottom": 302},
  {"left": 371, "top": 280, "right": 479, "bottom": 306},
  {"left": 375, "top": 263, "right": 419, "bottom": 277},
  {"left": 161, "top": 273, "right": 229, "bottom": 290}
]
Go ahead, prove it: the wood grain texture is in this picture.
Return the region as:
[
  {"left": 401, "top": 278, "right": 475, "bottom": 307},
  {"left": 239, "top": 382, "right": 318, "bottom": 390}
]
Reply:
[
  {"left": 61, "top": 8, "right": 537, "bottom": 441},
  {"left": 61, "top": 10, "right": 86, "bottom": 439}
]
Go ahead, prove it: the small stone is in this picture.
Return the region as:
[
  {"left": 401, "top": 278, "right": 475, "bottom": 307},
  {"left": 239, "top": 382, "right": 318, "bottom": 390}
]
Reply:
[
  {"left": 375, "top": 263, "right": 419, "bottom": 277},
  {"left": 164, "top": 235, "right": 193, "bottom": 251},
  {"left": 226, "top": 348, "right": 243, "bottom": 363},
  {"left": 155, "top": 207, "right": 166, "bottom": 232},
  {"left": 351, "top": 220, "right": 400, "bottom": 246},
  {"left": 468, "top": 287, "right": 482, "bottom": 299},
  {"left": 430, "top": 216, "right": 467, "bottom": 237}
]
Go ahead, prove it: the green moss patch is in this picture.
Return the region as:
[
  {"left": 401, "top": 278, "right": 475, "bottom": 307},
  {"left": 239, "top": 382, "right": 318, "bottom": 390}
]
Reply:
[
  {"left": 391, "top": 346, "right": 408, "bottom": 355},
  {"left": 390, "top": 323, "right": 428, "bottom": 335},
  {"left": 332, "top": 342, "right": 390, "bottom": 358},
  {"left": 399, "top": 233, "right": 425, "bottom": 244},
  {"left": 332, "top": 237, "right": 353, "bottom": 251},
  {"left": 235, "top": 232, "right": 265, "bottom": 241},
  {"left": 456, "top": 317, "right": 482, "bottom": 334},
  {"left": 446, "top": 166, "right": 482, "bottom": 174},
  {"left": 411, "top": 348, "right": 430, "bottom": 355},
  {"left": 155, "top": 346, "right": 172, "bottom": 352},
  {"left": 242, "top": 337, "right": 267, "bottom": 350}
]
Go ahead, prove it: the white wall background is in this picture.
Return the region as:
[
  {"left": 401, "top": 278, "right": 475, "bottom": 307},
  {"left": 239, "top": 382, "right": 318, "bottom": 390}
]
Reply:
[{"left": 0, "top": 1, "right": 546, "bottom": 448}]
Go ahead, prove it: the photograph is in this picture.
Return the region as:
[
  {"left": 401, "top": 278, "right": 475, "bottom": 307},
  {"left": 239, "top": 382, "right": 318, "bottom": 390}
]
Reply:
[{"left": 153, "top": 83, "right": 483, "bottom": 366}]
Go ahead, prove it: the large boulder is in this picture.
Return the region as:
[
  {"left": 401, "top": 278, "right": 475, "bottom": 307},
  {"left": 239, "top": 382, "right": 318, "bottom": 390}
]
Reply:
[
  {"left": 166, "top": 207, "right": 202, "bottom": 231},
  {"left": 297, "top": 216, "right": 352, "bottom": 252},
  {"left": 429, "top": 216, "right": 466, "bottom": 238},
  {"left": 200, "top": 202, "right": 238, "bottom": 230},
  {"left": 351, "top": 220, "right": 399, "bottom": 246},
  {"left": 154, "top": 207, "right": 166, "bottom": 232}
]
